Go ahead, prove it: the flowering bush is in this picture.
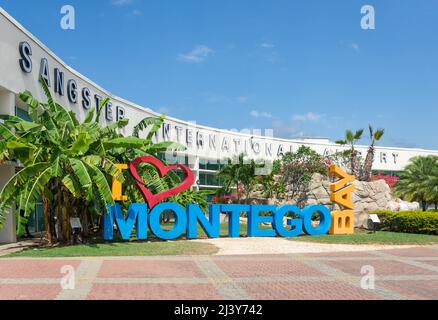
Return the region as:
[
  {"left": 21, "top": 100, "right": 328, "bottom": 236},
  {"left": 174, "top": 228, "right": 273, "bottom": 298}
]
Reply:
[
  {"left": 212, "top": 195, "right": 238, "bottom": 204},
  {"left": 371, "top": 172, "right": 399, "bottom": 188}
]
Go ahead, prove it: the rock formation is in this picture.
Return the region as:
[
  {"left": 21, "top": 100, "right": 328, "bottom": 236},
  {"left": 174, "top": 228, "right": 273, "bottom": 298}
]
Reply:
[{"left": 250, "top": 173, "right": 419, "bottom": 228}]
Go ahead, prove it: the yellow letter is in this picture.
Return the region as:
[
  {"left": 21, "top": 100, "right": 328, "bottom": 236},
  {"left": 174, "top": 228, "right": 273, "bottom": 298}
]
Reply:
[
  {"left": 330, "top": 184, "right": 355, "bottom": 209},
  {"left": 111, "top": 164, "right": 128, "bottom": 201},
  {"left": 329, "top": 164, "right": 355, "bottom": 192},
  {"left": 329, "top": 210, "right": 354, "bottom": 235}
]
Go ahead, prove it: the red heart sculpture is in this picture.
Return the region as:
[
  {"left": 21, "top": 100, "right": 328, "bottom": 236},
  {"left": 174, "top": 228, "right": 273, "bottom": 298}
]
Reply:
[{"left": 128, "top": 156, "right": 195, "bottom": 208}]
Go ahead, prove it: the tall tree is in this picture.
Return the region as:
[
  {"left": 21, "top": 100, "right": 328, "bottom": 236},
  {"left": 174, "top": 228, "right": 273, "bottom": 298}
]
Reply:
[
  {"left": 335, "top": 129, "right": 364, "bottom": 178},
  {"left": 216, "top": 153, "right": 262, "bottom": 203},
  {"left": 361, "top": 125, "right": 385, "bottom": 181},
  {"left": 280, "top": 146, "right": 328, "bottom": 205}
]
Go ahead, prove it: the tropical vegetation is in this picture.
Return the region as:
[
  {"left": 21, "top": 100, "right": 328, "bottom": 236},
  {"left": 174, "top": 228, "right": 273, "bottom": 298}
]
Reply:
[
  {"left": 216, "top": 146, "right": 330, "bottom": 206},
  {"left": 216, "top": 153, "right": 263, "bottom": 204},
  {"left": 0, "top": 79, "right": 200, "bottom": 244},
  {"left": 335, "top": 124, "right": 385, "bottom": 181},
  {"left": 371, "top": 210, "right": 438, "bottom": 235},
  {"left": 393, "top": 155, "right": 438, "bottom": 210}
]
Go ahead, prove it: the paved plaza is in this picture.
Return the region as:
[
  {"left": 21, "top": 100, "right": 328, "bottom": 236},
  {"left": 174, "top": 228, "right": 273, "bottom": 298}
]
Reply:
[{"left": 0, "top": 245, "right": 438, "bottom": 300}]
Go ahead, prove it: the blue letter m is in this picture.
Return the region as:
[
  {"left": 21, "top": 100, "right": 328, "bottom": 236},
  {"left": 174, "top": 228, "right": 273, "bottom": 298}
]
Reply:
[{"left": 103, "top": 204, "right": 147, "bottom": 240}]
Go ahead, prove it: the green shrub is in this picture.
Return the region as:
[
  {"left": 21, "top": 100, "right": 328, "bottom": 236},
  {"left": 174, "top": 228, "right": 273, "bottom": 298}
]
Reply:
[{"left": 370, "top": 210, "right": 438, "bottom": 235}]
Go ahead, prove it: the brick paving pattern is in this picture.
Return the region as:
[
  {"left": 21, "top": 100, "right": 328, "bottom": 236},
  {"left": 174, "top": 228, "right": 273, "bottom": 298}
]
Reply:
[{"left": 0, "top": 245, "right": 437, "bottom": 300}]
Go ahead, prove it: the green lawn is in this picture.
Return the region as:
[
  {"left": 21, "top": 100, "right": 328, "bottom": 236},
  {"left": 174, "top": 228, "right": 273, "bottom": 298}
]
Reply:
[
  {"left": 290, "top": 228, "right": 438, "bottom": 245},
  {"left": 4, "top": 223, "right": 249, "bottom": 258},
  {"left": 5, "top": 240, "right": 218, "bottom": 258},
  {"left": 7, "top": 223, "right": 437, "bottom": 258}
]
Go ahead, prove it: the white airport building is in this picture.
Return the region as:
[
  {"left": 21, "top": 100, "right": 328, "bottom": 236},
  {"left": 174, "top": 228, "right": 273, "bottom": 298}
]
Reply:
[{"left": 1, "top": 8, "right": 438, "bottom": 243}]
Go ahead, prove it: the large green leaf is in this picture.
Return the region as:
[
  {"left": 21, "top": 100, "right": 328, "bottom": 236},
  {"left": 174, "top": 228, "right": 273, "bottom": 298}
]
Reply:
[
  {"left": 144, "top": 141, "right": 186, "bottom": 154},
  {"left": 95, "top": 97, "right": 110, "bottom": 123},
  {"left": 81, "top": 155, "right": 125, "bottom": 183},
  {"left": 98, "top": 118, "right": 129, "bottom": 138},
  {"left": 19, "top": 91, "right": 40, "bottom": 109},
  {"left": 0, "top": 163, "right": 51, "bottom": 219},
  {"left": 0, "top": 114, "right": 24, "bottom": 125},
  {"left": 23, "top": 165, "right": 53, "bottom": 216},
  {"left": 133, "top": 116, "right": 164, "bottom": 138},
  {"left": 68, "top": 158, "right": 93, "bottom": 201},
  {"left": 85, "top": 163, "right": 115, "bottom": 206},
  {"left": 84, "top": 108, "right": 96, "bottom": 124},
  {"left": 40, "top": 78, "right": 76, "bottom": 131},
  {"left": 103, "top": 137, "right": 146, "bottom": 149},
  {"left": 14, "top": 121, "right": 43, "bottom": 133},
  {"left": 147, "top": 115, "right": 165, "bottom": 140},
  {"left": 62, "top": 174, "right": 82, "bottom": 197},
  {"left": 67, "top": 131, "right": 94, "bottom": 156},
  {"left": 0, "top": 123, "right": 17, "bottom": 141}
]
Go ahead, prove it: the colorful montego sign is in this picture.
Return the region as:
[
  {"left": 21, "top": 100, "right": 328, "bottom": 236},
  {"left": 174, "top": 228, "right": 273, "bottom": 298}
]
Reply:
[{"left": 104, "top": 156, "right": 355, "bottom": 241}]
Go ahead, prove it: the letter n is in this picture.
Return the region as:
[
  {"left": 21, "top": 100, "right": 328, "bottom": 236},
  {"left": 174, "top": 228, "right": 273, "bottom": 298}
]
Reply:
[{"left": 187, "top": 204, "right": 220, "bottom": 239}]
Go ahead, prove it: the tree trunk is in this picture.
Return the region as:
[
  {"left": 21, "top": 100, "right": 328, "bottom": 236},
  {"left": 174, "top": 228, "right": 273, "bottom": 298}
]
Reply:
[
  {"left": 236, "top": 182, "right": 241, "bottom": 204},
  {"left": 351, "top": 149, "right": 361, "bottom": 178},
  {"left": 41, "top": 191, "right": 53, "bottom": 245},
  {"left": 81, "top": 203, "right": 89, "bottom": 237},
  {"left": 55, "top": 180, "right": 64, "bottom": 243},
  {"left": 362, "top": 146, "right": 375, "bottom": 181},
  {"left": 62, "top": 188, "right": 71, "bottom": 243}
]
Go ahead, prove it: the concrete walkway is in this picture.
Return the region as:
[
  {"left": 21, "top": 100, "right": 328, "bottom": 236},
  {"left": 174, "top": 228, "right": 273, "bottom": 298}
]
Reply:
[
  {"left": 0, "top": 239, "right": 42, "bottom": 256},
  {"left": 195, "top": 237, "right": 422, "bottom": 255},
  {"left": 0, "top": 245, "right": 437, "bottom": 300}
]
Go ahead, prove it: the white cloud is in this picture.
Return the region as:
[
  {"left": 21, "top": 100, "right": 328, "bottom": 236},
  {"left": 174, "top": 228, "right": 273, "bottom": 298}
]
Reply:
[
  {"left": 132, "top": 9, "right": 142, "bottom": 16},
  {"left": 261, "top": 42, "right": 275, "bottom": 48},
  {"left": 178, "top": 45, "right": 215, "bottom": 63},
  {"left": 111, "top": 0, "right": 133, "bottom": 6},
  {"left": 272, "top": 119, "right": 300, "bottom": 138},
  {"left": 236, "top": 96, "right": 249, "bottom": 103},
  {"left": 292, "top": 112, "right": 322, "bottom": 122},
  {"left": 350, "top": 42, "right": 360, "bottom": 52},
  {"left": 250, "top": 110, "right": 272, "bottom": 118}
]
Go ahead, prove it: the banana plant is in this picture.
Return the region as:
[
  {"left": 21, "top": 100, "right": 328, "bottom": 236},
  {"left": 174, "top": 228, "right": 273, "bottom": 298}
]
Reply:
[{"left": 0, "top": 78, "right": 185, "bottom": 243}]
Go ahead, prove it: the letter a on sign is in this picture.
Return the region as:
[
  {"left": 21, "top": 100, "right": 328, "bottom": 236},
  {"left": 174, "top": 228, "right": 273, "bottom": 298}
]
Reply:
[
  {"left": 329, "top": 165, "right": 355, "bottom": 193},
  {"left": 330, "top": 184, "right": 355, "bottom": 210}
]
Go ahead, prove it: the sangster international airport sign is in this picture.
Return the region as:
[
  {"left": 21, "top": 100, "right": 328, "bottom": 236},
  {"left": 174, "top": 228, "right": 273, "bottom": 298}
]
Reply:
[{"left": 104, "top": 156, "right": 356, "bottom": 240}]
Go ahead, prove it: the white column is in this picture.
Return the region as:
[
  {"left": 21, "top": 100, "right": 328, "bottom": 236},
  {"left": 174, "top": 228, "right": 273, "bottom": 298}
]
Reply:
[
  {"left": 0, "top": 90, "right": 17, "bottom": 244},
  {"left": 193, "top": 156, "right": 200, "bottom": 191}
]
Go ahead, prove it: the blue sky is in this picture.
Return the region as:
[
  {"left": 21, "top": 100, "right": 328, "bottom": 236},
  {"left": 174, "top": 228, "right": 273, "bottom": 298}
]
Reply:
[{"left": 1, "top": 0, "right": 438, "bottom": 149}]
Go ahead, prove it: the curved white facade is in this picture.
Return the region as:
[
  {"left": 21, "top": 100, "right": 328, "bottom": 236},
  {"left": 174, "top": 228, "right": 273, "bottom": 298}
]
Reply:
[
  {"left": 1, "top": 8, "right": 438, "bottom": 243},
  {"left": 2, "top": 8, "right": 438, "bottom": 172}
]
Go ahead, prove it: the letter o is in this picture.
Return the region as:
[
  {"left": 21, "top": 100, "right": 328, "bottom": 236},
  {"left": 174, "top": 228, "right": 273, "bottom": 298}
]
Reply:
[
  {"left": 148, "top": 203, "right": 187, "bottom": 240},
  {"left": 301, "top": 205, "right": 331, "bottom": 236}
]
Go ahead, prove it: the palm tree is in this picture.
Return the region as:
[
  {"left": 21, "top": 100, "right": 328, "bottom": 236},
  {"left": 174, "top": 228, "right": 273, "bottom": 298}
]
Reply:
[
  {"left": 425, "top": 164, "right": 438, "bottom": 210},
  {"left": 361, "top": 125, "right": 385, "bottom": 181},
  {"left": 0, "top": 78, "right": 184, "bottom": 243},
  {"left": 216, "top": 154, "right": 245, "bottom": 203},
  {"left": 217, "top": 153, "right": 261, "bottom": 203},
  {"left": 335, "top": 129, "right": 364, "bottom": 178},
  {"left": 393, "top": 155, "right": 438, "bottom": 211}
]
